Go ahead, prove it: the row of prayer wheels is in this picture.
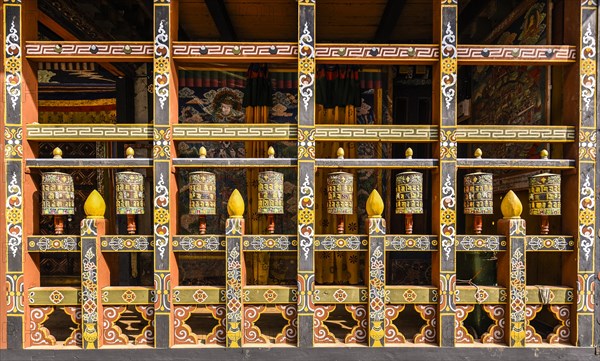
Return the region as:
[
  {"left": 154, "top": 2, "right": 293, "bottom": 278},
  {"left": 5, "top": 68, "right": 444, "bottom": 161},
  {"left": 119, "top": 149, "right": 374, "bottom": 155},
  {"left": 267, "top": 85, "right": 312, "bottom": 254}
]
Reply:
[
  {"left": 42, "top": 147, "right": 144, "bottom": 234},
  {"left": 41, "top": 147, "right": 561, "bottom": 236}
]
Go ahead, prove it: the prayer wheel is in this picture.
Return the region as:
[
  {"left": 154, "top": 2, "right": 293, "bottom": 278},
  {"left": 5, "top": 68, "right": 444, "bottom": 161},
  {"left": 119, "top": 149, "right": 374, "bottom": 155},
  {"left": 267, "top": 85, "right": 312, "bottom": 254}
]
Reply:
[
  {"left": 41, "top": 171, "right": 75, "bottom": 235},
  {"left": 258, "top": 170, "right": 284, "bottom": 215},
  {"left": 189, "top": 170, "right": 216, "bottom": 234},
  {"left": 395, "top": 148, "right": 422, "bottom": 234},
  {"left": 327, "top": 170, "right": 353, "bottom": 234},
  {"left": 116, "top": 147, "right": 145, "bottom": 234},
  {"left": 529, "top": 172, "right": 561, "bottom": 235},
  {"left": 464, "top": 171, "right": 493, "bottom": 234}
]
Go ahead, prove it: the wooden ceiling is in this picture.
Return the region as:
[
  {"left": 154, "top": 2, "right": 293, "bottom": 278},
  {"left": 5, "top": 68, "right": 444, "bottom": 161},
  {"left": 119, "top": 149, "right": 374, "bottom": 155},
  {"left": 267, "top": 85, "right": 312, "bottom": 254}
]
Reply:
[
  {"left": 178, "top": 0, "right": 434, "bottom": 43},
  {"left": 38, "top": 0, "right": 502, "bottom": 45}
]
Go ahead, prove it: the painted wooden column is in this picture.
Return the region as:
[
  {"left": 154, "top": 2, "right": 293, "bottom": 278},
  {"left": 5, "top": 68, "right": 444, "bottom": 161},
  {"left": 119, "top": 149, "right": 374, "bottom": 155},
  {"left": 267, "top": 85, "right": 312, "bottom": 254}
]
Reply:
[
  {"left": 297, "top": 0, "right": 316, "bottom": 348},
  {"left": 574, "top": 0, "right": 597, "bottom": 347},
  {"left": 366, "top": 190, "right": 386, "bottom": 347},
  {"left": 80, "top": 191, "right": 108, "bottom": 349},
  {"left": 225, "top": 190, "right": 245, "bottom": 347},
  {"left": 3, "top": 0, "right": 24, "bottom": 349},
  {"left": 435, "top": 0, "right": 458, "bottom": 347},
  {"left": 497, "top": 191, "right": 526, "bottom": 347},
  {"left": 153, "top": 0, "right": 174, "bottom": 348}
]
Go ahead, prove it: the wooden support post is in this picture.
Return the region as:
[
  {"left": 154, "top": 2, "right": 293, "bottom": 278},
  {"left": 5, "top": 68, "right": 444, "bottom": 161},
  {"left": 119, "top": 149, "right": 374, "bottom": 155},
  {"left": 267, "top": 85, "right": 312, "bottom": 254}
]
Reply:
[
  {"left": 367, "top": 190, "right": 386, "bottom": 347},
  {"left": 297, "top": 0, "right": 316, "bottom": 348},
  {"left": 497, "top": 191, "right": 526, "bottom": 347},
  {"left": 434, "top": 0, "right": 458, "bottom": 347},
  {"left": 153, "top": 0, "right": 178, "bottom": 348},
  {"left": 225, "top": 190, "right": 245, "bottom": 347},
  {"left": 3, "top": 0, "right": 37, "bottom": 349},
  {"left": 3, "top": 0, "right": 24, "bottom": 348},
  {"left": 80, "top": 216, "right": 108, "bottom": 349},
  {"left": 573, "top": 0, "right": 597, "bottom": 347}
]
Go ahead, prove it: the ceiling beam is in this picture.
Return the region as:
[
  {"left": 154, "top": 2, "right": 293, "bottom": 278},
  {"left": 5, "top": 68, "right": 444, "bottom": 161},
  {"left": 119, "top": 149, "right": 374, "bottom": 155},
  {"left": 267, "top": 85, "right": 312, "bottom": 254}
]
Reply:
[
  {"left": 204, "top": 0, "right": 237, "bottom": 41},
  {"left": 374, "top": 0, "right": 407, "bottom": 43},
  {"left": 481, "top": 0, "right": 537, "bottom": 44},
  {"left": 458, "top": 0, "right": 490, "bottom": 37},
  {"left": 38, "top": 12, "right": 125, "bottom": 77}
]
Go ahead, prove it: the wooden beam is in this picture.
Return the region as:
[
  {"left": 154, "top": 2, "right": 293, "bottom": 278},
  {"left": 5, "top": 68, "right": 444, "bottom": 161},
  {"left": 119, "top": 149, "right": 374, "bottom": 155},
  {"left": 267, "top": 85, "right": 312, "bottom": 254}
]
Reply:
[
  {"left": 481, "top": 0, "right": 537, "bottom": 44},
  {"left": 374, "top": 0, "right": 407, "bottom": 43},
  {"left": 37, "top": 12, "right": 125, "bottom": 77},
  {"left": 457, "top": 0, "right": 489, "bottom": 34},
  {"left": 204, "top": 0, "right": 237, "bottom": 41}
]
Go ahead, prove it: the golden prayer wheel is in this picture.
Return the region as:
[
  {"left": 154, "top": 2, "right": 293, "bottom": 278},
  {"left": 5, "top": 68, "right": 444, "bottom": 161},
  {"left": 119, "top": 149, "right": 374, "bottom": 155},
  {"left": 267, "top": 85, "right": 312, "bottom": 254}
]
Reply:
[
  {"left": 395, "top": 148, "right": 421, "bottom": 234},
  {"left": 327, "top": 171, "right": 354, "bottom": 215},
  {"left": 529, "top": 172, "right": 561, "bottom": 235},
  {"left": 115, "top": 171, "right": 145, "bottom": 215},
  {"left": 528, "top": 149, "right": 561, "bottom": 235},
  {"left": 258, "top": 171, "right": 284, "bottom": 214},
  {"left": 464, "top": 171, "right": 493, "bottom": 234},
  {"left": 42, "top": 148, "right": 74, "bottom": 235},
  {"left": 41, "top": 172, "right": 75, "bottom": 215},
  {"left": 189, "top": 146, "right": 216, "bottom": 235},
  {"left": 258, "top": 146, "right": 284, "bottom": 234},
  {"left": 327, "top": 169, "right": 354, "bottom": 234},
  {"left": 189, "top": 171, "right": 217, "bottom": 215},
  {"left": 116, "top": 147, "right": 145, "bottom": 234},
  {"left": 395, "top": 170, "right": 423, "bottom": 235},
  {"left": 395, "top": 171, "right": 424, "bottom": 215}
]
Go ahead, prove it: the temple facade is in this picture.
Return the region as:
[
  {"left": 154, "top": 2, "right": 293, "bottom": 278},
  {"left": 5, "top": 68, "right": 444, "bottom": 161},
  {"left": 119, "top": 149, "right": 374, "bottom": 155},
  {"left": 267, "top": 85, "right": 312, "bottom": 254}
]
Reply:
[{"left": 1, "top": 0, "right": 599, "bottom": 359}]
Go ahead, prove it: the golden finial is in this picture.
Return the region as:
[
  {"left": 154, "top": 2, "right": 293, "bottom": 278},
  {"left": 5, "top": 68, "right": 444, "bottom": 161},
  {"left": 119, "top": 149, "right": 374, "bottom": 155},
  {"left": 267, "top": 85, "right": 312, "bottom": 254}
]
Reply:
[
  {"left": 501, "top": 190, "right": 522, "bottom": 219},
  {"left": 199, "top": 146, "right": 207, "bottom": 159},
  {"left": 366, "top": 189, "right": 384, "bottom": 218},
  {"left": 540, "top": 149, "right": 549, "bottom": 159},
  {"left": 337, "top": 147, "right": 345, "bottom": 159},
  {"left": 227, "top": 189, "right": 245, "bottom": 218},
  {"left": 268, "top": 146, "right": 275, "bottom": 158},
  {"left": 474, "top": 148, "right": 482, "bottom": 159},
  {"left": 53, "top": 147, "right": 63, "bottom": 159},
  {"left": 84, "top": 190, "right": 106, "bottom": 219},
  {"left": 126, "top": 147, "right": 135, "bottom": 159},
  {"left": 405, "top": 148, "right": 413, "bottom": 159}
]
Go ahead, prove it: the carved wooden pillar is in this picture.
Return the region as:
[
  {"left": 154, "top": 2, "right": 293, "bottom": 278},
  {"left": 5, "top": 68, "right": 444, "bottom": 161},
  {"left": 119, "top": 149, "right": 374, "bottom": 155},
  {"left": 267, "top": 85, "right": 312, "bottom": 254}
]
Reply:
[
  {"left": 366, "top": 190, "right": 386, "bottom": 346},
  {"left": 574, "top": 0, "right": 597, "bottom": 347},
  {"left": 152, "top": 0, "right": 178, "bottom": 348},
  {"left": 497, "top": 191, "right": 526, "bottom": 347},
  {"left": 225, "top": 190, "right": 245, "bottom": 347},
  {"left": 434, "top": 0, "right": 458, "bottom": 347},
  {"left": 297, "top": 0, "right": 316, "bottom": 348},
  {"left": 4, "top": 0, "right": 24, "bottom": 349},
  {"left": 80, "top": 192, "right": 108, "bottom": 349}
]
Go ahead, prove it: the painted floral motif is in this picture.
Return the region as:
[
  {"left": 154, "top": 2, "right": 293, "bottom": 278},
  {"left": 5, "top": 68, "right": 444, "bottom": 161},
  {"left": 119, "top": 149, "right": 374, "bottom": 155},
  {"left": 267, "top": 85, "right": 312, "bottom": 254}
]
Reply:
[
  {"left": 5, "top": 17, "right": 22, "bottom": 111},
  {"left": 579, "top": 175, "right": 594, "bottom": 261},
  {"left": 154, "top": 19, "right": 170, "bottom": 110},
  {"left": 6, "top": 171, "right": 22, "bottom": 258},
  {"left": 581, "top": 23, "right": 596, "bottom": 112},
  {"left": 298, "top": 173, "right": 315, "bottom": 260},
  {"left": 298, "top": 21, "right": 315, "bottom": 112},
  {"left": 441, "top": 21, "right": 457, "bottom": 110},
  {"left": 440, "top": 174, "right": 456, "bottom": 261}
]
